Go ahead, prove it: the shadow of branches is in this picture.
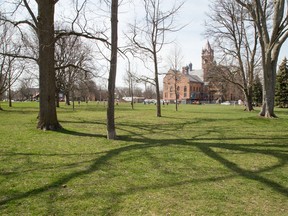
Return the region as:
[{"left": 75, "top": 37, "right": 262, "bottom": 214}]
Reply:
[{"left": 0, "top": 117, "right": 287, "bottom": 215}]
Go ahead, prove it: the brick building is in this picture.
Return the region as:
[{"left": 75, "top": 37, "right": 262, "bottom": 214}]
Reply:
[{"left": 163, "top": 41, "right": 243, "bottom": 103}]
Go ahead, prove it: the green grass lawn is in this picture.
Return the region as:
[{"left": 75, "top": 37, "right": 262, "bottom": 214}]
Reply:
[{"left": 0, "top": 101, "right": 287, "bottom": 215}]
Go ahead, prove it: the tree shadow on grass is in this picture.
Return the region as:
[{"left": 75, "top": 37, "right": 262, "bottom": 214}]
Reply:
[
  {"left": 57, "top": 128, "right": 107, "bottom": 138},
  {"left": 0, "top": 133, "right": 287, "bottom": 213}
]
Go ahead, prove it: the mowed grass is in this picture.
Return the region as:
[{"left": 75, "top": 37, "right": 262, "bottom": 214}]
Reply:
[{"left": 0, "top": 101, "right": 287, "bottom": 215}]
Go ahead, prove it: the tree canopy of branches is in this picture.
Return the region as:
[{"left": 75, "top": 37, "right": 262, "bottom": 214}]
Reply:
[
  {"left": 205, "top": 0, "right": 260, "bottom": 111},
  {"left": 127, "top": 0, "right": 185, "bottom": 117},
  {"left": 0, "top": 0, "right": 61, "bottom": 129},
  {"left": 235, "top": 0, "right": 288, "bottom": 117},
  {"left": 0, "top": 23, "right": 25, "bottom": 108},
  {"left": 165, "top": 45, "right": 184, "bottom": 111},
  {"left": 55, "top": 35, "right": 96, "bottom": 107}
]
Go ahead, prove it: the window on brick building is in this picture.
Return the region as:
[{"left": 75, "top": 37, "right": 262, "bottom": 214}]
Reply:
[{"left": 184, "top": 86, "right": 187, "bottom": 97}]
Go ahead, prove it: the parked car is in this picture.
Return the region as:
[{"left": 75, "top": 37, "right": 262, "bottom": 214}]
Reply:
[
  {"left": 221, "top": 101, "right": 231, "bottom": 105},
  {"left": 144, "top": 99, "right": 157, "bottom": 104}
]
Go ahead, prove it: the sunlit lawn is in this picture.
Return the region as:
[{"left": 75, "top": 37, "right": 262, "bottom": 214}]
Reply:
[{"left": 0, "top": 101, "right": 287, "bottom": 215}]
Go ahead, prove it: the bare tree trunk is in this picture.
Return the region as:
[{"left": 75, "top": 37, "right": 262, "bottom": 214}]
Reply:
[
  {"left": 243, "top": 87, "right": 254, "bottom": 111},
  {"left": 131, "top": 88, "right": 134, "bottom": 110},
  {"left": 8, "top": 71, "right": 12, "bottom": 107},
  {"left": 72, "top": 90, "right": 75, "bottom": 111},
  {"left": 153, "top": 52, "right": 161, "bottom": 117},
  {"left": 235, "top": 0, "right": 288, "bottom": 118},
  {"left": 0, "top": 94, "right": 3, "bottom": 111},
  {"left": 260, "top": 60, "right": 277, "bottom": 117},
  {"left": 37, "top": 0, "right": 61, "bottom": 130},
  {"left": 174, "top": 82, "right": 178, "bottom": 111},
  {"left": 55, "top": 90, "right": 60, "bottom": 107},
  {"left": 8, "top": 89, "right": 12, "bottom": 107},
  {"left": 65, "top": 91, "right": 70, "bottom": 105},
  {"left": 107, "top": 0, "right": 118, "bottom": 140}
]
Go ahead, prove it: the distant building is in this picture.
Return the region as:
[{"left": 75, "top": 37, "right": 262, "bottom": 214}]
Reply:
[{"left": 163, "top": 41, "right": 243, "bottom": 103}]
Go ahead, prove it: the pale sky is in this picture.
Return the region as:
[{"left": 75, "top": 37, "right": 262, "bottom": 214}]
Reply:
[
  {"left": 2, "top": 0, "right": 288, "bottom": 89},
  {"left": 115, "top": 0, "right": 288, "bottom": 88},
  {"left": 115, "top": 0, "right": 211, "bottom": 87}
]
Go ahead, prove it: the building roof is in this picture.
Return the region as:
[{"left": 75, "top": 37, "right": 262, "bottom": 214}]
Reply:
[
  {"left": 186, "top": 74, "right": 204, "bottom": 83},
  {"left": 164, "top": 68, "right": 204, "bottom": 83},
  {"left": 189, "top": 69, "right": 203, "bottom": 81}
]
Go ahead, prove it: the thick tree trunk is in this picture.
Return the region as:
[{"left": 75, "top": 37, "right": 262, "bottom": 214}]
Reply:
[
  {"left": 259, "top": 59, "right": 277, "bottom": 118},
  {"left": 55, "top": 90, "right": 60, "bottom": 107},
  {"left": 65, "top": 92, "right": 70, "bottom": 105},
  {"left": 243, "top": 87, "right": 254, "bottom": 111},
  {"left": 37, "top": 1, "right": 61, "bottom": 130},
  {"left": 107, "top": 0, "right": 118, "bottom": 140}
]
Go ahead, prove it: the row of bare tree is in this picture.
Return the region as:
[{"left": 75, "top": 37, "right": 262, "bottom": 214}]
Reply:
[
  {"left": 1, "top": 0, "right": 287, "bottom": 139},
  {"left": 206, "top": 0, "right": 288, "bottom": 117},
  {"left": 0, "top": 0, "right": 185, "bottom": 139}
]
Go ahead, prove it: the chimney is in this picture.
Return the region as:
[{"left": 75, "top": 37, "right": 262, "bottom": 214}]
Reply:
[
  {"left": 189, "top": 62, "right": 193, "bottom": 71},
  {"left": 182, "top": 66, "right": 186, "bottom": 74}
]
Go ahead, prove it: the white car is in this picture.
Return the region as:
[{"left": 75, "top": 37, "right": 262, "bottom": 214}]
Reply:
[{"left": 221, "top": 101, "right": 231, "bottom": 105}]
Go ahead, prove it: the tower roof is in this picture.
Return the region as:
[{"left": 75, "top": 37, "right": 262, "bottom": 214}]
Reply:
[{"left": 203, "top": 40, "right": 212, "bottom": 51}]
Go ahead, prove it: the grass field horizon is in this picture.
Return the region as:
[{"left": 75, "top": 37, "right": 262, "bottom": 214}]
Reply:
[{"left": 0, "top": 101, "right": 287, "bottom": 215}]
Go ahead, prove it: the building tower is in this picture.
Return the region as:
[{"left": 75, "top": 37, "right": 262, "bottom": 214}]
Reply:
[{"left": 202, "top": 40, "right": 214, "bottom": 83}]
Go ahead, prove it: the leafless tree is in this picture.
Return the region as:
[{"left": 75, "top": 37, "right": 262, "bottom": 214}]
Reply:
[
  {"left": 0, "top": 22, "right": 25, "bottom": 109},
  {"left": 0, "top": 0, "right": 62, "bottom": 129},
  {"left": 106, "top": 0, "right": 118, "bottom": 139},
  {"left": 17, "top": 77, "right": 36, "bottom": 101},
  {"left": 165, "top": 45, "right": 184, "bottom": 111},
  {"left": 127, "top": 0, "right": 185, "bottom": 117},
  {"left": 123, "top": 63, "right": 138, "bottom": 109},
  {"left": 205, "top": 0, "right": 261, "bottom": 111},
  {"left": 166, "top": 44, "right": 184, "bottom": 72},
  {"left": 143, "top": 84, "right": 157, "bottom": 99},
  {"left": 235, "top": 0, "right": 288, "bottom": 117},
  {"left": 0, "top": 0, "right": 110, "bottom": 129},
  {"left": 55, "top": 35, "right": 96, "bottom": 107}
]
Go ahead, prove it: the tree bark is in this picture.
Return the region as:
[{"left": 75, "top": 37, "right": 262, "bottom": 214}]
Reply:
[
  {"left": 259, "top": 59, "right": 277, "bottom": 117},
  {"left": 65, "top": 91, "right": 70, "bottom": 105},
  {"left": 153, "top": 50, "right": 161, "bottom": 117},
  {"left": 235, "top": 0, "right": 288, "bottom": 118},
  {"left": 0, "top": 94, "right": 3, "bottom": 111},
  {"left": 37, "top": 0, "right": 61, "bottom": 130},
  {"left": 243, "top": 87, "right": 254, "bottom": 111},
  {"left": 55, "top": 90, "right": 60, "bottom": 107},
  {"left": 107, "top": 0, "right": 118, "bottom": 139}
]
